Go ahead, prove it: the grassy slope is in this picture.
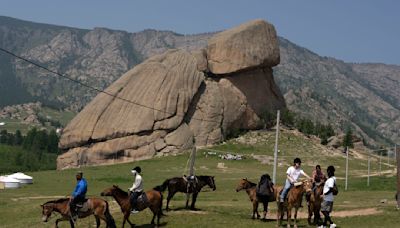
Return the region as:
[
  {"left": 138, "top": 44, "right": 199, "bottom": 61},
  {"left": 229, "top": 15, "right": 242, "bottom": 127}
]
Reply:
[
  {"left": 0, "top": 129, "right": 397, "bottom": 227},
  {"left": 0, "top": 107, "right": 75, "bottom": 134}
]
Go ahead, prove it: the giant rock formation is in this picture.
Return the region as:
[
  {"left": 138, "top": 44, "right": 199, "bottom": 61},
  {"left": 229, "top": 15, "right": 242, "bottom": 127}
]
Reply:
[{"left": 57, "top": 20, "right": 286, "bottom": 169}]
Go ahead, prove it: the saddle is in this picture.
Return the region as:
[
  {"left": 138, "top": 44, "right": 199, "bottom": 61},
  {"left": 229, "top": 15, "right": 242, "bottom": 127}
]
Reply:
[
  {"left": 137, "top": 192, "right": 148, "bottom": 205},
  {"left": 76, "top": 199, "right": 89, "bottom": 213}
]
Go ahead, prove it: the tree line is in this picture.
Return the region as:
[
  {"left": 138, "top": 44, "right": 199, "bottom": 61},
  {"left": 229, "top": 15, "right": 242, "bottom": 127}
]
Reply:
[
  {"left": 0, "top": 128, "right": 59, "bottom": 173},
  {"left": 261, "top": 109, "right": 336, "bottom": 145}
]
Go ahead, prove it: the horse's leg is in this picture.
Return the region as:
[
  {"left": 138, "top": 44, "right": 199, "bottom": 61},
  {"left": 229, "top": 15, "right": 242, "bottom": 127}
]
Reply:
[
  {"left": 122, "top": 212, "right": 132, "bottom": 228},
  {"left": 185, "top": 193, "right": 190, "bottom": 209},
  {"left": 190, "top": 192, "right": 198, "bottom": 210},
  {"left": 166, "top": 190, "right": 176, "bottom": 211},
  {"left": 307, "top": 202, "right": 312, "bottom": 225},
  {"left": 252, "top": 201, "right": 258, "bottom": 219},
  {"left": 276, "top": 203, "right": 281, "bottom": 227},
  {"left": 95, "top": 215, "right": 101, "bottom": 228},
  {"left": 55, "top": 217, "right": 71, "bottom": 228},
  {"left": 294, "top": 207, "right": 299, "bottom": 228},
  {"left": 286, "top": 206, "right": 292, "bottom": 228},
  {"left": 69, "top": 218, "right": 75, "bottom": 228}
]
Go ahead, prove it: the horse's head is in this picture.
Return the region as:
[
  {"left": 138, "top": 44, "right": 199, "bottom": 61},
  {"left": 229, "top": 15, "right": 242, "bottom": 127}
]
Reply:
[
  {"left": 40, "top": 203, "right": 53, "bottom": 222},
  {"left": 302, "top": 179, "right": 313, "bottom": 194},
  {"left": 207, "top": 176, "right": 216, "bottom": 191},
  {"left": 101, "top": 185, "right": 118, "bottom": 196},
  {"left": 236, "top": 178, "right": 251, "bottom": 192}
]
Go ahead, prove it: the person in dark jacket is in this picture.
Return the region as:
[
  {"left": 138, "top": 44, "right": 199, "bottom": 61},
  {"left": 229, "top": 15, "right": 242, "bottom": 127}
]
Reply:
[
  {"left": 256, "top": 174, "right": 274, "bottom": 220},
  {"left": 70, "top": 171, "right": 87, "bottom": 221}
]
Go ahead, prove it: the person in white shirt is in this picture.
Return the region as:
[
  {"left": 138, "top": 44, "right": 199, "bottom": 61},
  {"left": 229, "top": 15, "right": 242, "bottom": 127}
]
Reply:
[
  {"left": 319, "top": 165, "right": 337, "bottom": 228},
  {"left": 280, "top": 157, "right": 311, "bottom": 203},
  {"left": 129, "top": 166, "right": 143, "bottom": 213}
]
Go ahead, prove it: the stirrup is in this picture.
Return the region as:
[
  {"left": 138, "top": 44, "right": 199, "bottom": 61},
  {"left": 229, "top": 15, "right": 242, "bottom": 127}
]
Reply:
[{"left": 131, "top": 209, "right": 139, "bottom": 214}]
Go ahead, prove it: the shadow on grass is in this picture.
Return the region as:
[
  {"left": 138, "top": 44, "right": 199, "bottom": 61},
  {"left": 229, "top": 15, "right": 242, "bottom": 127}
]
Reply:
[{"left": 135, "top": 221, "right": 168, "bottom": 227}]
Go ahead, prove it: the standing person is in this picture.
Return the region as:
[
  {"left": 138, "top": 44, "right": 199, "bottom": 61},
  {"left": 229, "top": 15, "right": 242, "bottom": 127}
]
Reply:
[
  {"left": 70, "top": 171, "right": 87, "bottom": 221},
  {"left": 280, "top": 157, "right": 311, "bottom": 203},
  {"left": 319, "top": 166, "right": 337, "bottom": 228},
  {"left": 129, "top": 166, "right": 143, "bottom": 214},
  {"left": 256, "top": 173, "right": 274, "bottom": 220}
]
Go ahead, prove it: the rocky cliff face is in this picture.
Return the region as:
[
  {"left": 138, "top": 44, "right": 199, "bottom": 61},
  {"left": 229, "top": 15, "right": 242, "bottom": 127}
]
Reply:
[{"left": 57, "top": 20, "right": 285, "bottom": 169}]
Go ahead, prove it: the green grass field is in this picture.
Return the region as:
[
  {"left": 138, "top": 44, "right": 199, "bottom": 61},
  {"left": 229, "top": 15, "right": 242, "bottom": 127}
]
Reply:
[{"left": 0, "top": 130, "right": 398, "bottom": 227}]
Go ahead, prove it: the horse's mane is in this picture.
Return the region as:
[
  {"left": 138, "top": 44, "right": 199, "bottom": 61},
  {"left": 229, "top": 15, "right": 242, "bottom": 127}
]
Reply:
[
  {"left": 44, "top": 198, "right": 70, "bottom": 205},
  {"left": 197, "top": 175, "right": 212, "bottom": 180},
  {"left": 248, "top": 180, "right": 257, "bottom": 187},
  {"left": 113, "top": 185, "right": 129, "bottom": 196}
]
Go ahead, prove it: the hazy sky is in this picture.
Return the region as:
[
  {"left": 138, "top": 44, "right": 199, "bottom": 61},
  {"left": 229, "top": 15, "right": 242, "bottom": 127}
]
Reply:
[{"left": 1, "top": 0, "right": 399, "bottom": 65}]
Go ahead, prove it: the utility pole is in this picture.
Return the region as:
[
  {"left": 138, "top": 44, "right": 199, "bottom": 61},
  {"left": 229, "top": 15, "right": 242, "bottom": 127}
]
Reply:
[
  {"left": 272, "top": 110, "right": 280, "bottom": 184},
  {"left": 379, "top": 151, "right": 382, "bottom": 176},
  {"left": 367, "top": 154, "right": 370, "bottom": 187},
  {"left": 345, "top": 146, "right": 349, "bottom": 191},
  {"left": 396, "top": 144, "right": 400, "bottom": 209},
  {"left": 189, "top": 146, "right": 196, "bottom": 176}
]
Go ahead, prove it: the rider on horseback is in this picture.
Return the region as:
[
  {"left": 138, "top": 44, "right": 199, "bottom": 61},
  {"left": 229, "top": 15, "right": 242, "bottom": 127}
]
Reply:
[
  {"left": 307, "top": 164, "right": 326, "bottom": 202},
  {"left": 70, "top": 171, "right": 87, "bottom": 221},
  {"left": 129, "top": 166, "right": 143, "bottom": 214},
  {"left": 183, "top": 174, "right": 197, "bottom": 193},
  {"left": 280, "top": 158, "right": 311, "bottom": 203}
]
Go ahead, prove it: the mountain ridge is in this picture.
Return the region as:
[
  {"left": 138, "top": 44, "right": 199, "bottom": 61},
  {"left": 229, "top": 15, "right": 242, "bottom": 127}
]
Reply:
[{"left": 0, "top": 16, "right": 398, "bottom": 146}]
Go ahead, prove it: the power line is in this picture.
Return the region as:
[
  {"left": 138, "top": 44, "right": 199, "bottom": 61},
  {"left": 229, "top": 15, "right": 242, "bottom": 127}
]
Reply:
[{"left": 0, "top": 47, "right": 219, "bottom": 123}]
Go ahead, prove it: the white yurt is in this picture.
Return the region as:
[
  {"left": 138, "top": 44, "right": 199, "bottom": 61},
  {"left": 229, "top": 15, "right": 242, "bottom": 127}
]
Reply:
[
  {"left": 0, "top": 176, "right": 21, "bottom": 189},
  {"left": 8, "top": 172, "right": 33, "bottom": 184}
]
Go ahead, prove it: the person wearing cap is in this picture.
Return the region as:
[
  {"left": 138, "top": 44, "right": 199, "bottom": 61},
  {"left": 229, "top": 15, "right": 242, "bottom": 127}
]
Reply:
[
  {"left": 70, "top": 171, "right": 87, "bottom": 221},
  {"left": 280, "top": 157, "right": 311, "bottom": 203},
  {"left": 129, "top": 166, "right": 143, "bottom": 214}
]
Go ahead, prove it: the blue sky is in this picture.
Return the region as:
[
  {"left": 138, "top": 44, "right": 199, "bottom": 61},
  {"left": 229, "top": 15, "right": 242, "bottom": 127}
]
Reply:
[{"left": 1, "top": 0, "right": 399, "bottom": 65}]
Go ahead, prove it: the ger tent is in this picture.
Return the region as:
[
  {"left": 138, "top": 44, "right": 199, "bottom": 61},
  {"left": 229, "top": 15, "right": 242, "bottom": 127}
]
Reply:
[
  {"left": 0, "top": 176, "right": 20, "bottom": 189},
  {"left": 8, "top": 172, "right": 33, "bottom": 184}
]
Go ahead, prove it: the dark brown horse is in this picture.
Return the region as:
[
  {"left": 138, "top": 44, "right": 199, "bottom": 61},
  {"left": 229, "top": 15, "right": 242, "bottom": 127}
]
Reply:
[
  {"left": 277, "top": 179, "right": 313, "bottom": 228},
  {"left": 41, "top": 197, "right": 116, "bottom": 228},
  {"left": 307, "top": 182, "right": 324, "bottom": 225},
  {"left": 236, "top": 178, "right": 281, "bottom": 220},
  {"left": 159, "top": 175, "right": 216, "bottom": 210},
  {"left": 101, "top": 185, "right": 163, "bottom": 227}
]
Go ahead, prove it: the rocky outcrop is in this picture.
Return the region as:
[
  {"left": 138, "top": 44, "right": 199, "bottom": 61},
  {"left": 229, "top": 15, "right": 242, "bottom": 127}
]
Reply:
[
  {"left": 57, "top": 20, "right": 286, "bottom": 169},
  {"left": 207, "top": 19, "right": 279, "bottom": 74}
]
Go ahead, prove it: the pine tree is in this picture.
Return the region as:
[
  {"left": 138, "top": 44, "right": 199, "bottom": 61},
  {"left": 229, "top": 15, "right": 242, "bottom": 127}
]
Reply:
[
  {"left": 15, "top": 130, "right": 23, "bottom": 145},
  {"left": 342, "top": 128, "right": 354, "bottom": 148}
]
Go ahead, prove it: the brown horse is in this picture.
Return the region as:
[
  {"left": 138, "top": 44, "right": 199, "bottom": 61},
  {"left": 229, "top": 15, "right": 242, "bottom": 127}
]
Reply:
[
  {"left": 277, "top": 179, "right": 313, "bottom": 228},
  {"left": 159, "top": 175, "right": 216, "bottom": 211},
  {"left": 307, "top": 182, "right": 324, "bottom": 225},
  {"left": 236, "top": 178, "right": 281, "bottom": 220},
  {"left": 41, "top": 197, "right": 116, "bottom": 228},
  {"left": 101, "top": 185, "right": 163, "bottom": 227}
]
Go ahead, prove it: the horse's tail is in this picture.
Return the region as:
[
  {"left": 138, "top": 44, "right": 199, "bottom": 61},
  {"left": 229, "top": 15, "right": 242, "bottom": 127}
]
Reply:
[
  {"left": 104, "top": 201, "right": 116, "bottom": 228},
  {"left": 157, "top": 179, "right": 170, "bottom": 192}
]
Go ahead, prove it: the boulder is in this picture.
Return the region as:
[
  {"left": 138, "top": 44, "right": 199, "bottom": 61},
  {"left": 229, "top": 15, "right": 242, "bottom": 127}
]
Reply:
[
  {"left": 207, "top": 19, "right": 280, "bottom": 74},
  {"left": 57, "top": 19, "right": 286, "bottom": 169}
]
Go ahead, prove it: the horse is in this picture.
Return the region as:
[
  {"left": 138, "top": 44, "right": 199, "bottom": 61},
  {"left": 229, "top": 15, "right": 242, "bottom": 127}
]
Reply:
[
  {"left": 276, "top": 179, "right": 313, "bottom": 228},
  {"left": 41, "top": 197, "right": 116, "bottom": 228},
  {"left": 236, "top": 178, "right": 281, "bottom": 220},
  {"left": 159, "top": 175, "right": 216, "bottom": 211},
  {"left": 101, "top": 185, "right": 163, "bottom": 227},
  {"left": 306, "top": 182, "right": 324, "bottom": 225}
]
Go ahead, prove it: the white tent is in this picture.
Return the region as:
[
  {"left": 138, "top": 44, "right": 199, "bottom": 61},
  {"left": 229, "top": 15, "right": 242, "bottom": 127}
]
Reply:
[
  {"left": 0, "top": 176, "right": 20, "bottom": 189},
  {"left": 8, "top": 172, "right": 33, "bottom": 184}
]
